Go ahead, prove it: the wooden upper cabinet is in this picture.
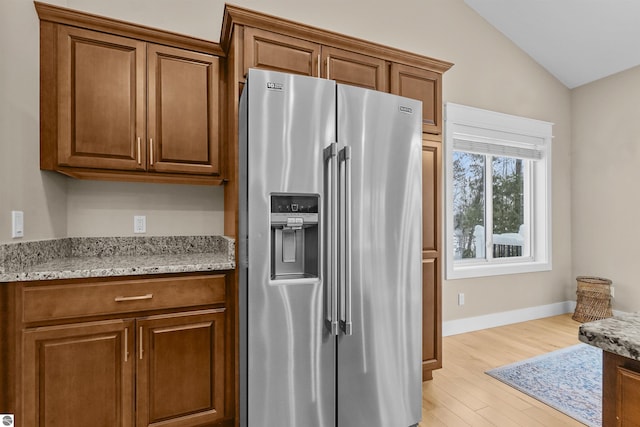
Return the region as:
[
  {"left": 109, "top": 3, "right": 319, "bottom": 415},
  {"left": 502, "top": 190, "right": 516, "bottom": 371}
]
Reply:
[
  {"left": 322, "top": 46, "right": 386, "bottom": 91},
  {"left": 147, "top": 45, "right": 220, "bottom": 175},
  {"left": 390, "top": 63, "right": 442, "bottom": 134},
  {"left": 57, "top": 26, "right": 146, "bottom": 171},
  {"left": 243, "top": 27, "right": 320, "bottom": 77},
  {"left": 242, "top": 27, "right": 386, "bottom": 91},
  {"left": 37, "top": 2, "right": 225, "bottom": 184}
]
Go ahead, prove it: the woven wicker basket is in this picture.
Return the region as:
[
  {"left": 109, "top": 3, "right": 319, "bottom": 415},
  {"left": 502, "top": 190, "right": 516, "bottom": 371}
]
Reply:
[{"left": 572, "top": 276, "right": 613, "bottom": 323}]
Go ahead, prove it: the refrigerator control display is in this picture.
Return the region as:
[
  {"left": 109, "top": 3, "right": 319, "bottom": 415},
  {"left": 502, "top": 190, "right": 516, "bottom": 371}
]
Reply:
[{"left": 271, "top": 195, "right": 318, "bottom": 213}]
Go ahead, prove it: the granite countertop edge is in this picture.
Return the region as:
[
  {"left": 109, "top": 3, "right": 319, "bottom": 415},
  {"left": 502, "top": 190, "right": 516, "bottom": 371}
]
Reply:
[
  {"left": 0, "top": 236, "right": 236, "bottom": 283},
  {"left": 578, "top": 312, "right": 640, "bottom": 361}
]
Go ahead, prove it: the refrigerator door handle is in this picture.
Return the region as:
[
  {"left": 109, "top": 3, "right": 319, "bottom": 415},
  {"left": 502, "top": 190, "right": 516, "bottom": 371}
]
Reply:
[
  {"left": 339, "top": 146, "right": 353, "bottom": 336},
  {"left": 324, "top": 142, "right": 339, "bottom": 336}
]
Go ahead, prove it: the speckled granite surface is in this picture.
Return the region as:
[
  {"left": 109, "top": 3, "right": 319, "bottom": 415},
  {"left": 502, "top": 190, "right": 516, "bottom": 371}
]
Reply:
[
  {"left": 0, "top": 236, "right": 235, "bottom": 282},
  {"left": 579, "top": 312, "right": 640, "bottom": 361}
]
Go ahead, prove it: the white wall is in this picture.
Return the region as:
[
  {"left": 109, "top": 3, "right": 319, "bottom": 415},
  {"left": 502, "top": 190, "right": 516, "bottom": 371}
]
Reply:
[
  {"left": 66, "top": 181, "right": 223, "bottom": 237},
  {"left": 1, "top": 0, "right": 574, "bottom": 322},
  {"left": 0, "top": 0, "right": 68, "bottom": 243},
  {"left": 572, "top": 65, "right": 640, "bottom": 314}
]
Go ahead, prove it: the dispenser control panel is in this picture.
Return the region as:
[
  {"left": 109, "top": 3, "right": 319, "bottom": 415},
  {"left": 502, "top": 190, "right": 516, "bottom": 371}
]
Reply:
[{"left": 271, "top": 195, "right": 319, "bottom": 226}]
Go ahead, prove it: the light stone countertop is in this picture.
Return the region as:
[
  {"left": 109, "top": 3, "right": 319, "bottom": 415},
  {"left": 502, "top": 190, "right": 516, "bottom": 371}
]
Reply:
[
  {"left": 578, "top": 312, "right": 640, "bottom": 361},
  {"left": 0, "top": 236, "right": 235, "bottom": 282}
]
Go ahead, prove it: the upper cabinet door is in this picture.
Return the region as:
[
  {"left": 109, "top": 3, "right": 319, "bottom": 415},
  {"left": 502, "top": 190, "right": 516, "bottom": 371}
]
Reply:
[
  {"left": 147, "top": 45, "right": 221, "bottom": 175},
  {"left": 390, "top": 63, "right": 442, "bottom": 134},
  {"left": 57, "top": 26, "right": 146, "bottom": 170},
  {"left": 243, "top": 27, "right": 321, "bottom": 77},
  {"left": 322, "top": 46, "right": 387, "bottom": 91}
]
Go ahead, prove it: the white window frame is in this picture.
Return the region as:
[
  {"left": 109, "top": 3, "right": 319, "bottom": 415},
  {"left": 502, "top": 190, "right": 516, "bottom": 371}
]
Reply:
[{"left": 444, "top": 103, "right": 553, "bottom": 279}]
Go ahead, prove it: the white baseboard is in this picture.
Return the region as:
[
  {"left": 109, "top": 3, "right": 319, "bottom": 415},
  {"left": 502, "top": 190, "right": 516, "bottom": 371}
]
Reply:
[{"left": 442, "top": 300, "right": 576, "bottom": 337}]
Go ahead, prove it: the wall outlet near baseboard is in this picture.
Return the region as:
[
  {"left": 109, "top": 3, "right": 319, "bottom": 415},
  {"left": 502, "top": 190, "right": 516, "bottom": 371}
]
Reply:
[
  {"left": 610, "top": 286, "right": 615, "bottom": 298},
  {"left": 458, "top": 293, "right": 465, "bottom": 306}
]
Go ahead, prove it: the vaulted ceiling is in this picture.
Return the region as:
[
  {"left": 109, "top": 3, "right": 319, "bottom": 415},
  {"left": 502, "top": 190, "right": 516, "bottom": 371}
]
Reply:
[{"left": 464, "top": 0, "right": 640, "bottom": 89}]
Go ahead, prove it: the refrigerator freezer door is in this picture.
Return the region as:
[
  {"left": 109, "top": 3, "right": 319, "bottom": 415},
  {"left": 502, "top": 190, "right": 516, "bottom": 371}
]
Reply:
[
  {"left": 336, "top": 85, "right": 423, "bottom": 427},
  {"left": 242, "top": 69, "right": 337, "bottom": 427}
]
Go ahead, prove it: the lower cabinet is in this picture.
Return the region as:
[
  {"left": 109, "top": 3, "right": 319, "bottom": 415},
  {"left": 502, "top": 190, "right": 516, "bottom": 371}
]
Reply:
[
  {"left": 603, "top": 351, "right": 640, "bottom": 426},
  {"left": 616, "top": 366, "right": 640, "bottom": 426},
  {"left": 22, "top": 320, "right": 134, "bottom": 427},
  {"left": 14, "top": 273, "right": 232, "bottom": 427},
  {"left": 137, "top": 310, "right": 226, "bottom": 427}
]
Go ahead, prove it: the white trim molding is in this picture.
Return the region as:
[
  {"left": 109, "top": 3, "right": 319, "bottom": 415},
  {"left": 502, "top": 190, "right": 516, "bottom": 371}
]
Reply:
[{"left": 443, "top": 301, "right": 575, "bottom": 336}]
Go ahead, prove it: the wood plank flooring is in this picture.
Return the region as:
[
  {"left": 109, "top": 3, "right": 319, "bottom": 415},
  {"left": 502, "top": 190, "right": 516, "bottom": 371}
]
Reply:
[{"left": 421, "top": 314, "right": 587, "bottom": 426}]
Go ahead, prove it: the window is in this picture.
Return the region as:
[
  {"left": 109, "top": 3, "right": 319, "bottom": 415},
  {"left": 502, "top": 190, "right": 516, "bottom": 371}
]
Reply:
[{"left": 444, "top": 103, "right": 552, "bottom": 279}]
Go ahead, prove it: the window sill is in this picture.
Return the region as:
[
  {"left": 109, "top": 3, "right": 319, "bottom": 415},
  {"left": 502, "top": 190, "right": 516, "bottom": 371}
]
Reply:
[{"left": 446, "top": 259, "right": 552, "bottom": 280}]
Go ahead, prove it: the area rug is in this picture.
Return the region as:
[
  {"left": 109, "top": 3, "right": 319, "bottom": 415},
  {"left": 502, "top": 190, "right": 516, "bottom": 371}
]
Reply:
[{"left": 486, "top": 343, "right": 602, "bottom": 426}]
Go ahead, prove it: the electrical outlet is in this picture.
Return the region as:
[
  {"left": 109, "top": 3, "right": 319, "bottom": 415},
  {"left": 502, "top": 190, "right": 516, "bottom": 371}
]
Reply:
[
  {"left": 11, "top": 211, "right": 24, "bottom": 238},
  {"left": 134, "top": 215, "right": 146, "bottom": 234},
  {"left": 610, "top": 286, "right": 615, "bottom": 298},
  {"left": 458, "top": 293, "right": 465, "bottom": 306}
]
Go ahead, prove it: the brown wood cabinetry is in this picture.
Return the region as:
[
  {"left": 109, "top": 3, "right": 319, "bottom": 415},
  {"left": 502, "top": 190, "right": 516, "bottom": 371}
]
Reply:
[
  {"left": 56, "top": 26, "right": 145, "bottom": 173},
  {"left": 7, "top": 273, "right": 234, "bottom": 427},
  {"left": 243, "top": 27, "right": 320, "bottom": 77},
  {"left": 22, "top": 319, "right": 134, "bottom": 427},
  {"left": 421, "top": 136, "right": 443, "bottom": 379},
  {"left": 221, "top": 5, "right": 452, "bottom": 382},
  {"left": 137, "top": 310, "right": 226, "bottom": 427},
  {"left": 36, "top": 2, "right": 224, "bottom": 185},
  {"left": 242, "top": 26, "right": 386, "bottom": 90},
  {"left": 603, "top": 351, "right": 640, "bottom": 426},
  {"left": 391, "top": 63, "right": 443, "bottom": 134},
  {"left": 322, "top": 46, "right": 386, "bottom": 91},
  {"left": 147, "top": 45, "right": 221, "bottom": 176}
]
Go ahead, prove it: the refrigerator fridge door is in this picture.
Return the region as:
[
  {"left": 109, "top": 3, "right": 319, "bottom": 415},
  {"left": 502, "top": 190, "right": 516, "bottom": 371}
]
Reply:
[
  {"left": 336, "top": 84, "right": 423, "bottom": 427},
  {"left": 240, "top": 69, "right": 337, "bottom": 427}
]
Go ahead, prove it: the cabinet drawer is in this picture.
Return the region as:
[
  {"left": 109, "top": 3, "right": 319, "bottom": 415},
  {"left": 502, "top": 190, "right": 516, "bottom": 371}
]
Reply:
[{"left": 21, "top": 275, "right": 226, "bottom": 323}]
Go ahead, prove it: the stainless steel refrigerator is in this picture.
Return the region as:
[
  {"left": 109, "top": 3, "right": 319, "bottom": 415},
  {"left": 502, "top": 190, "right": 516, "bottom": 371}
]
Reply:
[{"left": 239, "top": 68, "right": 422, "bottom": 427}]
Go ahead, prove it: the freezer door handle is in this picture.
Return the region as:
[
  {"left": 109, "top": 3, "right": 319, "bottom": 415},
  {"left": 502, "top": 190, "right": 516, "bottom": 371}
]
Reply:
[
  {"left": 339, "top": 146, "right": 353, "bottom": 336},
  {"left": 324, "top": 142, "right": 339, "bottom": 336}
]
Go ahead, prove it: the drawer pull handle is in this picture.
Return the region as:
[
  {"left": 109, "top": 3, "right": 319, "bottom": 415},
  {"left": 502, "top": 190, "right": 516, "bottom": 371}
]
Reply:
[{"left": 114, "top": 294, "right": 153, "bottom": 302}]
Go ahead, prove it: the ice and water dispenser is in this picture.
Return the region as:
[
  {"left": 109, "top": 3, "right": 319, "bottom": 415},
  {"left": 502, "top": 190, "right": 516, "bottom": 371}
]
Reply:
[{"left": 270, "top": 194, "right": 319, "bottom": 280}]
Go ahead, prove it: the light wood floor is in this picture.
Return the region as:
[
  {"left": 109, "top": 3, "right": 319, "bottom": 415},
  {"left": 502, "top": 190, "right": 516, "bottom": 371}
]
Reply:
[{"left": 421, "top": 313, "right": 587, "bottom": 426}]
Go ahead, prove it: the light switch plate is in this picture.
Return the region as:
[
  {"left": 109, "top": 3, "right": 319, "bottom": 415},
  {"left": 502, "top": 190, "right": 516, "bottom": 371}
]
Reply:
[{"left": 11, "top": 211, "right": 24, "bottom": 238}]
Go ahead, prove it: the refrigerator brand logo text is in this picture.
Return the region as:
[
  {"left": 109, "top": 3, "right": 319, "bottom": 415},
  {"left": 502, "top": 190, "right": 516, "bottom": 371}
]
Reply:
[
  {"left": 266, "top": 82, "right": 284, "bottom": 91},
  {"left": 399, "top": 106, "right": 413, "bottom": 114}
]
